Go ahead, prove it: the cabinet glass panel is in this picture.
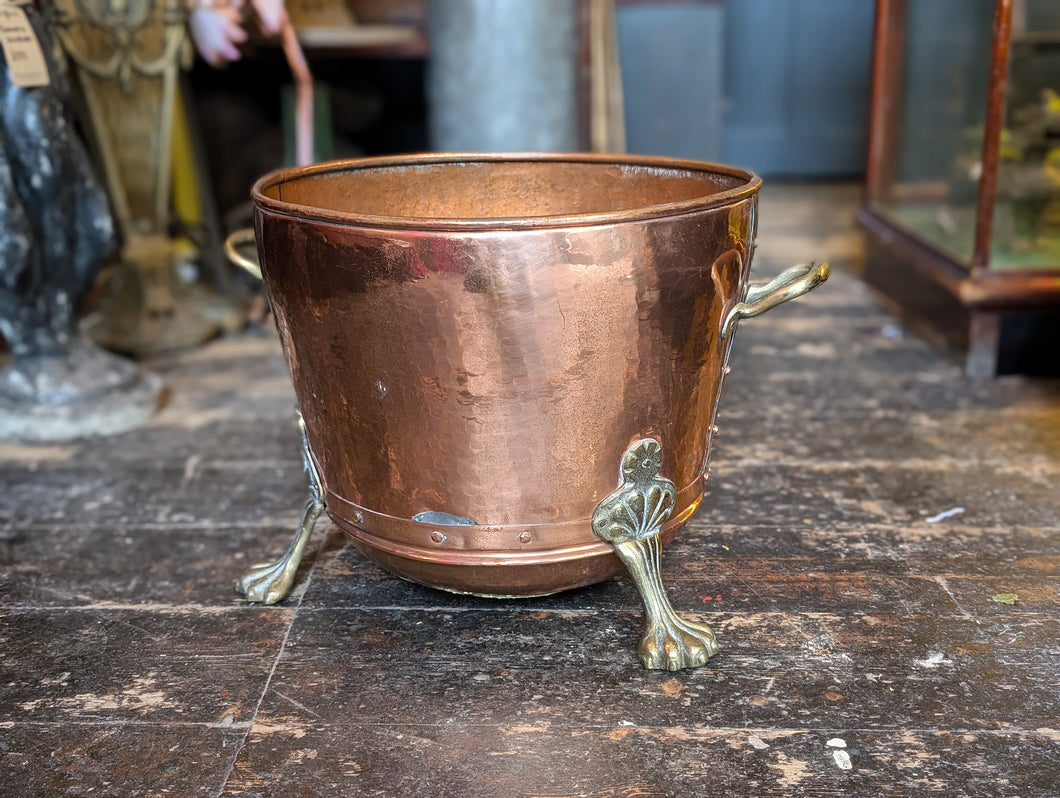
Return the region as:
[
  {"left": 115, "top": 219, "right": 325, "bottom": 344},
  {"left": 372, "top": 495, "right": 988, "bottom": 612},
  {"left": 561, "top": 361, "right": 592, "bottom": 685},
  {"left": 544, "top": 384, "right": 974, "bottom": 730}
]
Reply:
[
  {"left": 991, "top": 0, "right": 1060, "bottom": 270},
  {"left": 877, "top": 0, "right": 995, "bottom": 267}
]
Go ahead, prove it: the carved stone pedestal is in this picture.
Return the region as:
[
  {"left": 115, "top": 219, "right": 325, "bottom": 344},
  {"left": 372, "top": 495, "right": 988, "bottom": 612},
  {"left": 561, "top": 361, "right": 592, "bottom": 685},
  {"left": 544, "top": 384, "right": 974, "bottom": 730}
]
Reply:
[{"left": 0, "top": 340, "right": 162, "bottom": 442}]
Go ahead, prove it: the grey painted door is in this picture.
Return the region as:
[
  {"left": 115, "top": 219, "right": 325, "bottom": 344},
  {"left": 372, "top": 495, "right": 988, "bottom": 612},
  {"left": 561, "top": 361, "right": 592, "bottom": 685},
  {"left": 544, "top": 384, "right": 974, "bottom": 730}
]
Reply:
[
  {"left": 618, "top": 2, "right": 726, "bottom": 161},
  {"left": 721, "top": 0, "right": 876, "bottom": 176}
]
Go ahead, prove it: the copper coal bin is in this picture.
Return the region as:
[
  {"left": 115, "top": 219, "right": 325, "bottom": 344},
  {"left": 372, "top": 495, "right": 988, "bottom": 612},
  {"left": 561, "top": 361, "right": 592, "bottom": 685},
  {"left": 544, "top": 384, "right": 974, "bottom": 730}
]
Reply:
[{"left": 226, "top": 153, "right": 828, "bottom": 671}]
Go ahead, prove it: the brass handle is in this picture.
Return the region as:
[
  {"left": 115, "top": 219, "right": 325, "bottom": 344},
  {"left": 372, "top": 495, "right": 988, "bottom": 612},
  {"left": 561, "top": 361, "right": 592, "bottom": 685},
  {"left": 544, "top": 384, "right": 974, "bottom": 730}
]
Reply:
[
  {"left": 721, "top": 261, "right": 830, "bottom": 339},
  {"left": 224, "top": 228, "right": 262, "bottom": 280}
]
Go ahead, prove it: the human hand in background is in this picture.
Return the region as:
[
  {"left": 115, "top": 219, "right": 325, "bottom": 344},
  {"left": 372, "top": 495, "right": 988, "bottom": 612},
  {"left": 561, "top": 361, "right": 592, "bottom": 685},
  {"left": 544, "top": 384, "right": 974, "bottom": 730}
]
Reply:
[{"left": 186, "top": 0, "right": 288, "bottom": 68}]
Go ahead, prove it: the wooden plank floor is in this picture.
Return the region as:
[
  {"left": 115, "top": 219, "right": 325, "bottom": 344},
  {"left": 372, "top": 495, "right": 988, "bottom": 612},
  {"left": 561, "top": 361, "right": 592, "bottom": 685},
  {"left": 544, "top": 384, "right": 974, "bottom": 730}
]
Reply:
[{"left": 2, "top": 184, "right": 1058, "bottom": 797}]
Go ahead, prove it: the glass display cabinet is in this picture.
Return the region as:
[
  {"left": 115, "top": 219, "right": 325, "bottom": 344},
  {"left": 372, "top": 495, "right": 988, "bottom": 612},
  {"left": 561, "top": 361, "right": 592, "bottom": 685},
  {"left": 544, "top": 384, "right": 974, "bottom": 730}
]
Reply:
[{"left": 858, "top": 0, "right": 1060, "bottom": 375}]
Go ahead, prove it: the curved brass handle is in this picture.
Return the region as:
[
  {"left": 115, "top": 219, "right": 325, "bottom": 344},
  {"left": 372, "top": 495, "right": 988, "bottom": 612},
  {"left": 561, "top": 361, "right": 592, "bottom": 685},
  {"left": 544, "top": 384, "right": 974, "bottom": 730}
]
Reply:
[
  {"left": 721, "top": 261, "right": 829, "bottom": 339},
  {"left": 224, "top": 228, "right": 262, "bottom": 280}
]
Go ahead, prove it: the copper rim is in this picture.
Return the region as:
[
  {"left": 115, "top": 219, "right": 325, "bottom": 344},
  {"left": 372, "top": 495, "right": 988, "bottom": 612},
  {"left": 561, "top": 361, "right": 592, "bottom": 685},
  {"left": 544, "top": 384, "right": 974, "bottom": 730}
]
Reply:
[{"left": 250, "top": 151, "right": 762, "bottom": 231}]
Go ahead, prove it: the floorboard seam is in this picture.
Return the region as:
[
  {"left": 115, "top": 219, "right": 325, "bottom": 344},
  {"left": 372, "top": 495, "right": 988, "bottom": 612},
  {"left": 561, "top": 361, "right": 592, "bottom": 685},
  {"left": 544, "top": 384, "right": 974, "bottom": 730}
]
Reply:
[
  {"left": 212, "top": 534, "right": 326, "bottom": 797},
  {"left": 212, "top": 613, "right": 297, "bottom": 798},
  {"left": 2, "top": 719, "right": 1054, "bottom": 735}
]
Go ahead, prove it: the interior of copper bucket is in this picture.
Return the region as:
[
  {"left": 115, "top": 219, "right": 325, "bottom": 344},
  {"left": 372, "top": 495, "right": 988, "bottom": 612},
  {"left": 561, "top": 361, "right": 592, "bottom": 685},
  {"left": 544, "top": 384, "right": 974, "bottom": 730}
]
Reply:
[
  {"left": 253, "top": 153, "right": 758, "bottom": 225},
  {"left": 250, "top": 154, "right": 761, "bottom": 598}
]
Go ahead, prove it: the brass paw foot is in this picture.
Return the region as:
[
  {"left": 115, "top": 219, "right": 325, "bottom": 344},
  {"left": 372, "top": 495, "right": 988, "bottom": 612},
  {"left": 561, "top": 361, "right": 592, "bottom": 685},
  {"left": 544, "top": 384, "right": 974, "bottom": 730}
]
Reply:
[
  {"left": 235, "top": 416, "right": 325, "bottom": 605},
  {"left": 616, "top": 537, "right": 719, "bottom": 670},
  {"left": 640, "top": 613, "right": 719, "bottom": 671},
  {"left": 593, "top": 439, "right": 719, "bottom": 671}
]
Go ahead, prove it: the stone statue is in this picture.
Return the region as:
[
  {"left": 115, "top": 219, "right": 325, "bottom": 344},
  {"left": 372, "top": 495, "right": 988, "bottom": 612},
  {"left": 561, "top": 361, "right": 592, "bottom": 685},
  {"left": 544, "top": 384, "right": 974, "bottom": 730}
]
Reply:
[{"left": 0, "top": 0, "right": 161, "bottom": 442}]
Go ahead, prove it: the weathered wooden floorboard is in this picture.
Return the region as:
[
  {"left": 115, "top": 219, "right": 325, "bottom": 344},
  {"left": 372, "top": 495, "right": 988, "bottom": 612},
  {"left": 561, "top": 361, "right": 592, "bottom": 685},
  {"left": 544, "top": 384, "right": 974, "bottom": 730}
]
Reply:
[
  {"left": 238, "top": 607, "right": 1058, "bottom": 730},
  {"left": 2, "top": 723, "right": 247, "bottom": 798},
  {"left": 219, "top": 724, "right": 1059, "bottom": 798},
  {"left": 0, "top": 607, "right": 291, "bottom": 725}
]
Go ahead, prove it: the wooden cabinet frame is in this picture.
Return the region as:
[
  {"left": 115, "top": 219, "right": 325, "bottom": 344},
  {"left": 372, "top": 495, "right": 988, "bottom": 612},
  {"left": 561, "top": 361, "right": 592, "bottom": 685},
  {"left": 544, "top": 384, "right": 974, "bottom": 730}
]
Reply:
[{"left": 857, "top": 0, "right": 1060, "bottom": 376}]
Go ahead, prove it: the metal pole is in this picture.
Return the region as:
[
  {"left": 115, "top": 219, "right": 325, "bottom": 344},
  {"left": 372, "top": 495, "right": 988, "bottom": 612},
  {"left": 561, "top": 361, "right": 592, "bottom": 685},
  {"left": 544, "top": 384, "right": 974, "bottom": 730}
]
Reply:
[{"left": 428, "top": 0, "right": 580, "bottom": 152}]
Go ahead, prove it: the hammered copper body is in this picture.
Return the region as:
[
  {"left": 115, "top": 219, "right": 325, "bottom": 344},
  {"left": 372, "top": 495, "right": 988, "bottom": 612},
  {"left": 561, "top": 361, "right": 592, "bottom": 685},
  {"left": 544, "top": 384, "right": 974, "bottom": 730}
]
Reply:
[{"left": 250, "top": 153, "right": 760, "bottom": 597}]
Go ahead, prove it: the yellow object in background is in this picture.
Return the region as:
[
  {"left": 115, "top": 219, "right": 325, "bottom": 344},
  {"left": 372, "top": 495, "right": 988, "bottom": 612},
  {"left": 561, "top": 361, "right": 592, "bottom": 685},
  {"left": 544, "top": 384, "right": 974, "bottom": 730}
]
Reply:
[
  {"left": 170, "top": 85, "right": 202, "bottom": 263},
  {"left": 1043, "top": 88, "right": 1060, "bottom": 115}
]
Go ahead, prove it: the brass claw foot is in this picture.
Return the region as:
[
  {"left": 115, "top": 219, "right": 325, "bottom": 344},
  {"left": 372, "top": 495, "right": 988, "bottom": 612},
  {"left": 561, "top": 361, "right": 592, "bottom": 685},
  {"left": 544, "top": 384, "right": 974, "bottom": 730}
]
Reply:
[
  {"left": 615, "top": 536, "right": 719, "bottom": 669},
  {"left": 593, "top": 439, "right": 719, "bottom": 671},
  {"left": 235, "top": 417, "right": 325, "bottom": 605}
]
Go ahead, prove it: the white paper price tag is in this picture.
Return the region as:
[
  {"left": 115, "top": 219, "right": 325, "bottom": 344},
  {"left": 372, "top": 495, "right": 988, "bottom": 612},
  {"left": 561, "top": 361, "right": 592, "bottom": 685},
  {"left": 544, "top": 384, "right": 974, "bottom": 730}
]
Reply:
[{"left": 0, "top": 3, "right": 50, "bottom": 88}]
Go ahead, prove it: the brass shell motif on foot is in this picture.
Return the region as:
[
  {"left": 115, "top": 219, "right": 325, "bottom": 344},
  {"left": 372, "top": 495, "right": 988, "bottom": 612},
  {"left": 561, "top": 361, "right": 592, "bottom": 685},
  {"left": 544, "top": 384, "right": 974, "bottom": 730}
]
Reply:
[{"left": 592, "top": 439, "right": 719, "bottom": 670}]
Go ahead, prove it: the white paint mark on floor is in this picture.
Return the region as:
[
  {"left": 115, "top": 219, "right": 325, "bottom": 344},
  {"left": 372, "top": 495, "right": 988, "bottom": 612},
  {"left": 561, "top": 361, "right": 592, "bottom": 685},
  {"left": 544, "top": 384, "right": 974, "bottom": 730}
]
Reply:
[
  {"left": 915, "top": 651, "right": 953, "bottom": 668},
  {"left": 881, "top": 323, "right": 903, "bottom": 340},
  {"left": 182, "top": 453, "right": 202, "bottom": 483},
  {"left": 933, "top": 575, "right": 961, "bottom": 607},
  {"left": 832, "top": 749, "right": 853, "bottom": 770},
  {"left": 925, "top": 507, "right": 964, "bottom": 523}
]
